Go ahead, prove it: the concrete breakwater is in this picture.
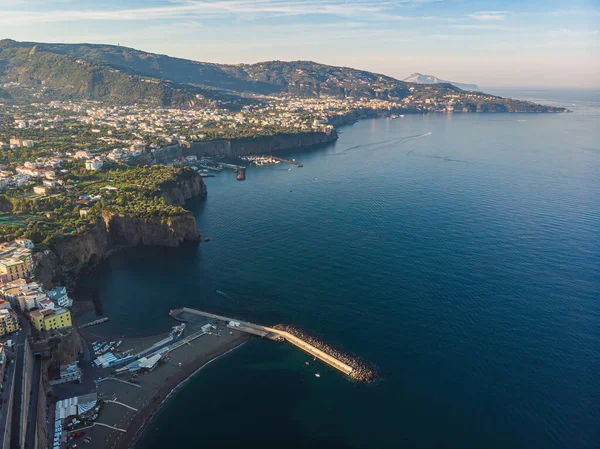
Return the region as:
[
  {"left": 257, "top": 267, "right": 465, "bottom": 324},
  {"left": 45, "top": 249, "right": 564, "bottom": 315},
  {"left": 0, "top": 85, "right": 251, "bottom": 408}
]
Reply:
[
  {"left": 171, "top": 307, "right": 376, "bottom": 382},
  {"left": 273, "top": 325, "right": 377, "bottom": 382}
]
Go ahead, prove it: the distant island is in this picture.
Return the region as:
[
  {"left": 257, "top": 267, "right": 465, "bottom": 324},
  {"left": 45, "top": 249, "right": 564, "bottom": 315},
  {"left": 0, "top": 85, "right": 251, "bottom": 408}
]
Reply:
[{"left": 403, "top": 72, "right": 480, "bottom": 91}]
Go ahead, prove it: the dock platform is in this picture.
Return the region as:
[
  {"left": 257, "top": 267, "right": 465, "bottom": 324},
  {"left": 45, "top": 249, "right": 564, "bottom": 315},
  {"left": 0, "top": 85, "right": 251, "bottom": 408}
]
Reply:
[
  {"left": 79, "top": 317, "right": 109, "bottom": 329},
  {"left": 271, "top": 156, "right": 303, "bottom": 167}
]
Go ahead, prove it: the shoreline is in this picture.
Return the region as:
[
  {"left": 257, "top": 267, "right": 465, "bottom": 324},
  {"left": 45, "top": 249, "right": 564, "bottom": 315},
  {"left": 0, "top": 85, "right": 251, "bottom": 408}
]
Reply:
[
  {"left": 49, "top": 107, "right": 567, "bottom": 448},
  {"left": 75, "top": 322, "right": 251, "bottom": 449},
  {"left": 126, "top": 339, "right": 249, "bottom": 449}
]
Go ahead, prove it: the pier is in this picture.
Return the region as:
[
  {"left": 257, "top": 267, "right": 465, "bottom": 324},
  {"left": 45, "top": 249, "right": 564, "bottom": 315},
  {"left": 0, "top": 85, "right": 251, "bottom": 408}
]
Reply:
[
  {"left": 271, "top": 156, "right": 303, "bottom": 168},
  {"left": 79, "top": 317, "right": 109, "bottom": 329},
  {"left": 171, "top": 308, "right": 359, "bottom": 379}
]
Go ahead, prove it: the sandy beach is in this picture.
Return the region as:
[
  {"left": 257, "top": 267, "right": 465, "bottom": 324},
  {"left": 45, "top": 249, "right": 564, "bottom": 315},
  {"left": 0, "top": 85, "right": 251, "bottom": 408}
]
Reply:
[{"left": 62, "top": 317, "right": 252, "bottom": 449}]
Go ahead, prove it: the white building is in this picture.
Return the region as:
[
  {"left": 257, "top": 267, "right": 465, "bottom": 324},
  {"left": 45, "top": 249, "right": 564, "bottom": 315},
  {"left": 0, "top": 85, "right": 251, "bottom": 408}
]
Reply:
[
  {"left": 47, "top": 286, "right": 73, "bottom": 308},
  {"left": 85, "top": 159, "right": 103, "bottom": 171}
]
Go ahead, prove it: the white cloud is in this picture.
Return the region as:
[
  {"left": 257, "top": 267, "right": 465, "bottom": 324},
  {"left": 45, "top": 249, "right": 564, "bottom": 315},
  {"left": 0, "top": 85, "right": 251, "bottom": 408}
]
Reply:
[
  {"left": 467, "top": 11, "right": 509, "bottom": 21},
  {"left": 430, "top": 34, "right": 472, "bottom": 41},
  {"left": 547, "top": 9, "right": 600, "bottom": 17},
  {"left": 451, "top": 24, "right": 512, "bottom": 31},
  {"left": 0, "top": 0, "right": 441, "bottom": 25}
]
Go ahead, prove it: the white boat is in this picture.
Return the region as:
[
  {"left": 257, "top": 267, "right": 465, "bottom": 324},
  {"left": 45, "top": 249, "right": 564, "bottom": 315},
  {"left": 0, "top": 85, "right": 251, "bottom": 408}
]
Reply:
[{"left": 315, "top": 373, "right": 321, "bottom": 378}]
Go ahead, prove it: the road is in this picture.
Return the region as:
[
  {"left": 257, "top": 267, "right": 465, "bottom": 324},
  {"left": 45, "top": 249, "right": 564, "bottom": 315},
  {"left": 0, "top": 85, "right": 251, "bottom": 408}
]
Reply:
[
  {"left": 9, "top": 316, "right": 30, "bottom": 449},
  {"left": 0, "top": 340, "right": 17, "bottom": 448},
  {"left": 24, "top": 356, "right": 41, "bottom": 449}
]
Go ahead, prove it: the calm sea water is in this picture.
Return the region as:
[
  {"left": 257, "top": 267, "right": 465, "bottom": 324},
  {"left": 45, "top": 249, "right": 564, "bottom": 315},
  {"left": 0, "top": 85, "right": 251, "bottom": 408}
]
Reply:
[{"left": 78, "top": 89, "right": 600, "bottom": 449}]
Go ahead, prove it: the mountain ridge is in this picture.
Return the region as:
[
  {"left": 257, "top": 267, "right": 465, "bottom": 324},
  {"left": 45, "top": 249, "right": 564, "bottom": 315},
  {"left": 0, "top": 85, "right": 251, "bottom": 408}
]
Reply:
[{"left": 0, "top": 39, "right": 566, "bottom": 113}]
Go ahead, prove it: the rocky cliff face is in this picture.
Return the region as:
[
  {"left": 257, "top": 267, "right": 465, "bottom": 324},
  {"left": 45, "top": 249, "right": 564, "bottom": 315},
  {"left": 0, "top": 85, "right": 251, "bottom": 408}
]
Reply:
[
  {"left": 227, "top": 130, "right": 338, "bottom": 156},
  {"left": 146, "top": 130, "right": 338, "bottom": 161},
  {"left": 35, "top": 173, "right": 206, "bottom": 288},
  {"left": 325, "top": 108, "right": 420, "bottom": 127},
  {"left": 161, "top": 171, "right": 207, "bottom": 205},
  {"left": 103, "top": 212, "right": 200, "bottom": 247}
]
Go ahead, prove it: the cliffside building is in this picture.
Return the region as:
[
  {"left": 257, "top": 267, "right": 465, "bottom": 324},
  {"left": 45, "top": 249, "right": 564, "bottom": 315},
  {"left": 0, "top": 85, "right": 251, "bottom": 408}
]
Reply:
[
  {"left": 0, "top": 258, "right": 28, "bottom": 281},
  {"left": 30, "top": 307, "right": 72, "bottom": 331},
  {"left": 47, "top": 286, "right": 73, "bottom": 308},
  {"left": 0, "top": 308, "right": 20, "bottom": 336},
  {"left": 0, "top": 240, "right": 34, "bottom": 281}
]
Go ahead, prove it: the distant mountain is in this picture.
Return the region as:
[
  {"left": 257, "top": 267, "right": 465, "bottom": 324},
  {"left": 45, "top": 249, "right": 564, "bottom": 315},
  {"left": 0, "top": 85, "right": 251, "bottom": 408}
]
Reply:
[
  {"left": 0, "top": 39, "right": 251, "bottom": 108},
  {"left": 35, "top": 41, "right": 281, "bottom": 95},
  {"left": 0, "top": 39, "right": 565, "bottom": 113},
  {"left": 403, "top": 73, "right": 480, "bottom": 91},
  {"left": 4, "top": 40, "right": 461, "bottom": 101},
  {"left": 221, "top": 60, "right": 421, "bottom": 100}
]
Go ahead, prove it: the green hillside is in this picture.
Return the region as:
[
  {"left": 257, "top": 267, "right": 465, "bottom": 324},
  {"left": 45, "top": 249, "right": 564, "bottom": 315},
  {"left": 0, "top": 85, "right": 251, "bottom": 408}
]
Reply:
[
  {"left": 0, "top": 39, "right": 247, "bottom": 108},
  {"left": 0, "top": 39, "right": 568, "bottom": 113}
]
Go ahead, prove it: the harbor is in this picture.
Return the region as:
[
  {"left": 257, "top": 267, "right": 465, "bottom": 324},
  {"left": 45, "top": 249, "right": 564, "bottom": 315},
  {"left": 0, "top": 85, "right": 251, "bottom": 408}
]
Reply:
[
  {"left": 54, "top": 305, "right": 374, "bottom": 449},
  {"left": 56, "top": 313, "right": 251, "bottom": 449},
  {"left": 241, "top": 154, "right": 304, "bottom": 168}
]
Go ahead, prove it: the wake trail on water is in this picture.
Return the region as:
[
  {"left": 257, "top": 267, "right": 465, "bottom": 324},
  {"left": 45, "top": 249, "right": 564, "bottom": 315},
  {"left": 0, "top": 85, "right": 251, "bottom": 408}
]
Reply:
[{"left": 334, "top": 132, "right": 432, "bottom": 155}]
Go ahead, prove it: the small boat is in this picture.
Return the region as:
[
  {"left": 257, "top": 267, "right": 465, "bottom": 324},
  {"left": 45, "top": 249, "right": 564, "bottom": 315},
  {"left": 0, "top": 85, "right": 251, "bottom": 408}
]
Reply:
[
  {"left": 216, "top": 290, "right": 227, "bottom": 296},
  {"left": 315, "top": 374, "right": 321, "bottom": 378},
  {"left": 305, "top": 362, "right": 309, "bottom": 365},
  {"left": 288, "top": 168, "right": 292, "bottom": 171}
]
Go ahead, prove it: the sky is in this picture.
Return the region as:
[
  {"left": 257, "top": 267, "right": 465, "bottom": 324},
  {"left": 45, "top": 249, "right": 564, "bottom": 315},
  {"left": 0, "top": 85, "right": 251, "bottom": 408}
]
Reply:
[{"left": 1, "top": 0, "right": 599, "bottom": 88}]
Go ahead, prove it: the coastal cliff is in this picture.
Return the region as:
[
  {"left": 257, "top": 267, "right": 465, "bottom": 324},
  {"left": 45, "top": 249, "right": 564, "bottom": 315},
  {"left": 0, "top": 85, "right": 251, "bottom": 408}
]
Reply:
[
  {"left": 148, "top": 130, "right": 338, "bottom": 161},
  {"left": 227, "top": 130, "right": 338, "bottom": 156},
  {"left": 35, "top": 172, "right": 206, "bottom": 288},
  {"left": 161, "top": 170, "right": 207, "bottom": 206}
]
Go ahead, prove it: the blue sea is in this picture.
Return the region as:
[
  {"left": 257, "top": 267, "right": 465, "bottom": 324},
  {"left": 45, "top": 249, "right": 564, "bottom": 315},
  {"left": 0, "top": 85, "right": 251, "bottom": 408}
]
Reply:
[{"left": 78, "top": 89, "right": 600, "bottom": 449}]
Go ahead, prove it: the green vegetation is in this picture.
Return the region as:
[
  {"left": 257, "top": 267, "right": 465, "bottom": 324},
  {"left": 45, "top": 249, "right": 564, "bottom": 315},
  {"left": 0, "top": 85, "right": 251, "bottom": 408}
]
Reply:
[
  {"left": 0, "top": 39, "right": 567, "bottom": 113},
  {"left": 0, "top": 39, "right": 570, "bottom": 247},
  {"left": 0, "top": 165, "right": 195, "bottom": 245},
  {"left": 0, "top": 40, "right": 251, "bottom": 109}
]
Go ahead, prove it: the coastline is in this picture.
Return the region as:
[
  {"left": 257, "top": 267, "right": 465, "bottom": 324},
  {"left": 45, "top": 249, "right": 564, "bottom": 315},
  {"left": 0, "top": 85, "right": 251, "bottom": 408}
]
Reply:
[
  {"left": 126, "top": 339, "right": 249, "bottom": 449},
  {"left": 75, "top": 322, "right": 251, "bottom": 449},
  {"left": 121, "top": 338, "right": 250, "bottom": 449},
  {"left": 52, "top": 107, "right": 574, "bottom": 449}
]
